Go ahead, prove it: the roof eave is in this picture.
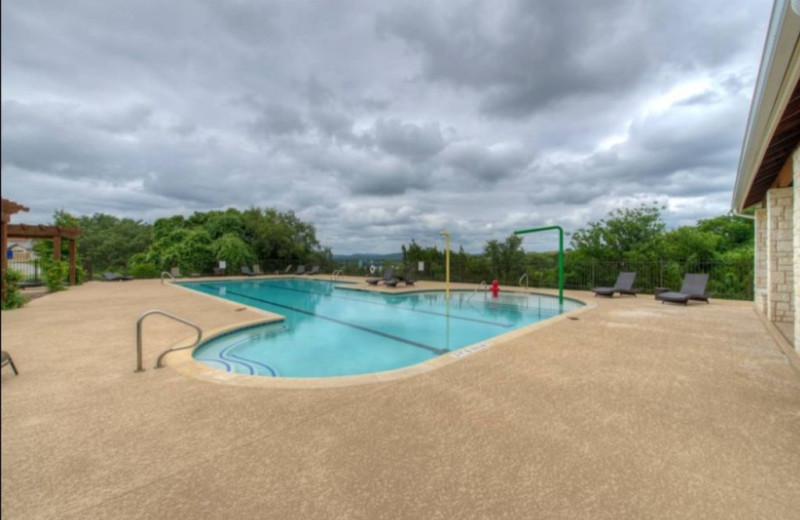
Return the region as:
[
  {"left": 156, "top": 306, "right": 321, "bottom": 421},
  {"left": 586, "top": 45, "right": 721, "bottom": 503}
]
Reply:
[{"left": 733, "top": 0, "right": 800, "bottom": 211}]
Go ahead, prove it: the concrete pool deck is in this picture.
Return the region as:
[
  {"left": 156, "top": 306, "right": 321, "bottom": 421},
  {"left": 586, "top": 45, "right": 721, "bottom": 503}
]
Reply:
[{"left": 2, "top": 277, "right": 799, "bottom": 519}]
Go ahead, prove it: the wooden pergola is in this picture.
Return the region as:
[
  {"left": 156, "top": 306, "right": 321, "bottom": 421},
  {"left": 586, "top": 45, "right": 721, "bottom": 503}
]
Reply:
[{"left": 1, "top": 198, "right": 81, "bottom": 300}]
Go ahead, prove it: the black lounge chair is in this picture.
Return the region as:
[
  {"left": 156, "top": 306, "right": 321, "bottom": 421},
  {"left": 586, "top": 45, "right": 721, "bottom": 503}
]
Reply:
[
  {"left": 213, "top": 267, "right": 225, "bottom": 276},
  {"left": 241, "top": 265, "right": 255, "bottom": 276},
  {"left": 306, "top": 265, "right": 320, "bottom": 276},
  {"left": 295, "top": 265, "right": 306, "bottom": 275},
  {"left": 1, "top": 350, "right": 18, "bottom": 375},
  {"left": 592, "top": 272, "right": 637, "bottom": 297},
  {"left": 367, "top": 267, "right": 397, "bottom": 286},
  {"left": 103, "top": 272, "right": 134, "bottom": 281},
  {"left": 659, "top": 273, "right": 710, "bottom": 304}
]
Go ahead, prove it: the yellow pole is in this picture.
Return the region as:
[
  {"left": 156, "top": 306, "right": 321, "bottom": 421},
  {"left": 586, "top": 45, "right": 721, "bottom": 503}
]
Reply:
[{"left": 439, "top": 231, "right": 450, "bottom": 298}]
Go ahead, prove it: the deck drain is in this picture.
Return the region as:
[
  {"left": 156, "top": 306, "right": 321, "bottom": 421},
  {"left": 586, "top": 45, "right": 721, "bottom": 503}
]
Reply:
[
  {"left": 235, "top": 307, "right": 247, "bottom": 312},
  {"left": 567, "top": 316, "right": 579, "bottom": 320}
]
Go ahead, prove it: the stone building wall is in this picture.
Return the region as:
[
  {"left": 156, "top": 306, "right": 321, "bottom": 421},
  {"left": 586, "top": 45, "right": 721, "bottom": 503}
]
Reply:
[
  {"left": 754, "top": 208, "right": 768, "bottom": 317},
  {"left": 766, "top": 187, "right": 794, "bottom": 323}
]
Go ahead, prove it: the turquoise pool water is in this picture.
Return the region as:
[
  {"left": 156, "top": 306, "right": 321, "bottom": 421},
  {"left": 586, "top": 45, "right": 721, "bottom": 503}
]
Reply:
[{"left": 182, "top": 278, "right": 581, "bottom": 378}]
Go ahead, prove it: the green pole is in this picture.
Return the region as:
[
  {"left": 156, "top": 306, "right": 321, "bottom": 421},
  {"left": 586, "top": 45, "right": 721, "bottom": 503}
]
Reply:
[{"left": 514, "top": 225, "right": 564, "bottom": 305}]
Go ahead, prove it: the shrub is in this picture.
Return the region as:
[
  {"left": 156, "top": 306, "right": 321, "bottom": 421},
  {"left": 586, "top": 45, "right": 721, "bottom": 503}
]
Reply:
[
  {"left": 1, "top": 269, "right": 28, "bottom": 310},
  {"left": 129, "top": 262, "right": 161, "bottom": 279},
  {"left": 42, "top": 260, "right": 69, "bottom": 292}
]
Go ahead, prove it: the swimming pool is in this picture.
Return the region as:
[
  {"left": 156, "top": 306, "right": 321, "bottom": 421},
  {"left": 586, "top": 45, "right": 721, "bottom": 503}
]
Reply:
[{"left": 181, "top": 278, "right": 582, "bottom": 378}]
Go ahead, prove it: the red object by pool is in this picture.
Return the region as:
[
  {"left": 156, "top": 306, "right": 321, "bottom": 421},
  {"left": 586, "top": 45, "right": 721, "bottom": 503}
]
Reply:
[{"left": 491, "top": 279, "right": 499, "bottom": 299}]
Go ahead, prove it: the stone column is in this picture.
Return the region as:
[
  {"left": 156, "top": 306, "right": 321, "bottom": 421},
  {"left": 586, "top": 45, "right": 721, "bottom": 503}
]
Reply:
[
  {"left": 766, "top": 187, "right": 794, "bottom": 323},
  {"left": 793, "top": 148, "right": 800, "bottom": 352},
  {"left": 754, "top": 208, "right": 768, "bottom": 316}
]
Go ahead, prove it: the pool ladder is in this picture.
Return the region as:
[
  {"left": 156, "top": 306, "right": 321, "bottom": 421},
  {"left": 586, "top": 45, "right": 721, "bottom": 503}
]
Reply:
[
  {"left": 519, "top": 273, "right": 529, "bottom": 290},
  {"left": 330, "top": 269, "right": 344, "bottom": 281},
  {"left": 160, "top": 271, "right": 175, "bottom": 285},
  {"left": 135, "top": 310, "right": 203, "bottom": 372},
  {"left": 467, "top": 281, "right": 487, "bottom": 302}
]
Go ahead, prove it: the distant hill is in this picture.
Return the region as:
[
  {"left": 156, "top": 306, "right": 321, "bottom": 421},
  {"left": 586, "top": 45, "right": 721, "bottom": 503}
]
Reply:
[{"left": 333, "top": 252, "right": 403, "bottom": 261}]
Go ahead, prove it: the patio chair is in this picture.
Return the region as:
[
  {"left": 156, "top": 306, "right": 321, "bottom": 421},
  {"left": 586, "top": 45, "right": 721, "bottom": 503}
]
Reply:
[
  {"left": 170, "top": 267, "right": 183, "bottom": 278},
  {"left": 367, "top": 267, "right": 397, "bottom": 286},
  {"left": 295, "top": 265, "right": 306, "bottom": 275},
  {"left": 102, "top": 272, "right": 134, "bottom": 282},
  {"left": 274, "top": 265, "right": 293, "bottom": 275},
  {"left": 252, "top": 265, "right": 264, "bottom": 275},
  {"left": 592, "top": 272, "right": 638, "bottom": 297},
  {"left": 659, "top": 273, "right": 711, "bottom": 305},
  {"left": 213, "top": 267, "right": 225, "bottom": 276},
  {"left": 306, "top": 265, "right": 320, "bottom": 276},
  {"left": 241, "top": 265, "right": 255, "bottom": 276},
  {"left": 1, "top": 350, "right": 18, "bottom": 375}
]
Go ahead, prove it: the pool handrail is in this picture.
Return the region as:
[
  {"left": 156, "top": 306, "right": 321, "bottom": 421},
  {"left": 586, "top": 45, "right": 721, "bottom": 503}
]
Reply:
[
  {"left": 519, "top": 273, "right": 529, "bottom": 289},
  {"left": 135, "top": 309, "right": 203, "bottom": 372},
  {"left": 160, "top": 271, "right": 175, "bottom": 285},
  {"left": 467, "top": 281, "right": 487, "bottom": 302}
]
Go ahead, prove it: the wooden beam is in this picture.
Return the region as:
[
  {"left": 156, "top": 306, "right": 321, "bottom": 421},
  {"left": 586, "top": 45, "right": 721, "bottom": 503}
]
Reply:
[
  {"left": 771, "top": 155, "right": 794, "bottom": 188},
  {"left": 53, "top": 236, "right": 61, "bottom": 260},
  {"left": 69, "top": 239, "right": 76, "bottom": 285},
  {"left": 1, "top": 220, "right": 7, "bottom": 300},
  {"left": 1, "top": 199, "right": 30, "bottom": 223},
  {"left": 6, "top": 224, "right": 81, "bottom": 239}
]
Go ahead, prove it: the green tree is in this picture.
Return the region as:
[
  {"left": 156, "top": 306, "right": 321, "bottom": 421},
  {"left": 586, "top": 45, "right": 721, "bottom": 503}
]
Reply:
[
  {"left": 32, "top": 210, "right": 87, "bottom": 284},
  {"left": 76, "top": 213, "right": 152, "bottom": 273},
  {"left": 484, "top": 234, "right": 526, "bottom": 284},
  {"left": 177, "top": 229, "right": 214, "bottom": 274},
  {"left": 212, "top": 233, "right": 255, "bottom": 274},
  {"left": 570, "top": 203, "right": 666, "bottom": 262},
  {"left": 696, "top": 215, "right": 754, "bottom": 251}
]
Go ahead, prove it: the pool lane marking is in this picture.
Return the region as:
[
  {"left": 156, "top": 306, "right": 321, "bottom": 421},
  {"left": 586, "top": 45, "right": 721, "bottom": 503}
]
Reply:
[
  {"left": 242, "top": 282, "right": 514, "bottom": 328},
  {"left": 199, "top": 285, "right": 447, "bottom": 355}
]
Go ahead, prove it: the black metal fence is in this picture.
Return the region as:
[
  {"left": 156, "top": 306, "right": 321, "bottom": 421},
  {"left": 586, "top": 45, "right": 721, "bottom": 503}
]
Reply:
[
  {"left": 327, "top": 258, "right": 754, "bottom": 301},
  {"left": 67, "top": 254, "right": 754, "bottom": 301},
  {"left": 6, "top": 259, "right": 42, "bottom": 284}
]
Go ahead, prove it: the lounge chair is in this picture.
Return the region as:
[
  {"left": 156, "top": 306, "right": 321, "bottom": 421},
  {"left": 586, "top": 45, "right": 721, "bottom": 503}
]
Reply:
[
  {"left": 103, "top": 272, "right": 134, "bottom": 281},
  {"left": 213, "top": 267, "right": 225, "bottom": 276},
  {"left": 275, "top": 265, "right": 293, "bottom": 275},
  {"left": 659, "top": 273, "right": 710, "bottom": 304},
  {"left": 295, "top": 265, "right": 306, "bottom": 275},
  {"left": 366, "top": 267, "right": 397, "bottom": 286},
  {"left": 241, "top": 265, "right": 255, "bottom": 276},
  {"left": 402, "top": 274, "right": 416, "bottom": 287},
  {"left": 170, "top": 267, "right": 183, "bottom": 278},
  {"left": 1, "top": 350, "right": 18, "bottom": 375},
  {"left": 306, "top": 265, "right": 320, "bottom": 276},
  {"left": 592, "top": 272, "right": 637, "bottom": 297},
  {"left": 252, "top": 265, "right": 264, "bottom": 275}
]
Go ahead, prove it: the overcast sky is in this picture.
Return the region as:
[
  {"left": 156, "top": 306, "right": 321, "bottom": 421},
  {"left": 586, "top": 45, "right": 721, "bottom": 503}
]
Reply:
[{"left": 1, "top": 0, "right": 773, "bottom": 253}]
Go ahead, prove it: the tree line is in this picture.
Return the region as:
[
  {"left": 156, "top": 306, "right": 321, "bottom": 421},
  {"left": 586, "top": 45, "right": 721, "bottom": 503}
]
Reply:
[{"left": 7, "top": 203, "right": 754, "bottom": 302}]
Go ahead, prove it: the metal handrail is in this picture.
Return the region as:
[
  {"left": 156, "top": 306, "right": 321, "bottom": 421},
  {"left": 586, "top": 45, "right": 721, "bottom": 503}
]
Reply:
[
  {"left": 135, "top": 310, "right": 203, "bottom": 372},
  {"left": 160, "top": 271, "right": 175, "bottom": 285},
  {"left": 518, "top": 273, "right": 529, "bottom": 289},
  {"left": 467, "top": 281, "right": 487, "bottom": 302},
  {"left": 330, "top": 269, "right": 344, "bottom": 281}
]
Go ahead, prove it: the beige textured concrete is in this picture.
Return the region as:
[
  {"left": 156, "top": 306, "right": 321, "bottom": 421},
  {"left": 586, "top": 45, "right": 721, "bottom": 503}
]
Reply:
[{"left": 2, "top": 278, "right": 800, "bottom": 519}]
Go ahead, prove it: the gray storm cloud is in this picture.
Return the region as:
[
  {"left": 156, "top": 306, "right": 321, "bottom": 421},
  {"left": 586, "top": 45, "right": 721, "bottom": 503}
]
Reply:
[{"left": 1, "top": 0, "right": 772, "bottom": 253}]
